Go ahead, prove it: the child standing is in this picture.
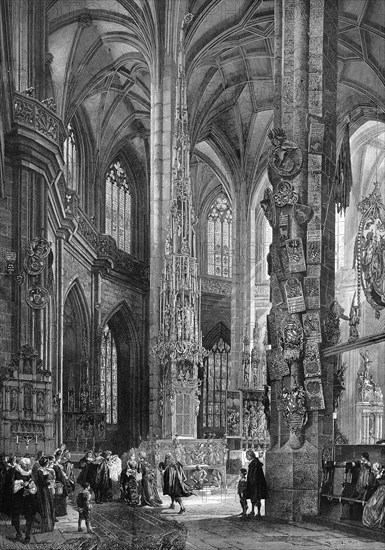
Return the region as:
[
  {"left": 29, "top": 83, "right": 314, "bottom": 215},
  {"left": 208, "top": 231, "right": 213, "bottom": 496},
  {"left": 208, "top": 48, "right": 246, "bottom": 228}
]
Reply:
[
  {"left": 77, "top": 482, "right": 93, "bottom": 534},
  {"left": 237, "top": 468, "right": 248, "bottom": 516}
]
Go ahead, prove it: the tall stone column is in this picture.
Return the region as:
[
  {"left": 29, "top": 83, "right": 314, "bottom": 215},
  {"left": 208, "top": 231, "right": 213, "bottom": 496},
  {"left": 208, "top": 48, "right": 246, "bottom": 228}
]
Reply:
[
  {"left": 148, "top": 59, "right": 175, "bottom": 437},
  {"left": 265, "top": 0, "right": 338, "bottom": 520},
  {"left": 230, "top": 185, "right": 248, "bottom": 390}
]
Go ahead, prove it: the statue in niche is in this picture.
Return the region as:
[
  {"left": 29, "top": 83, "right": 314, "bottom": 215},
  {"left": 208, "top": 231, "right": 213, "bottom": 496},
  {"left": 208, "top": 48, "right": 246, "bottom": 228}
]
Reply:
[
  {"left": 10, "top": 388, "right": 18, "bottom": 411},
  {"left": 243, "top": 405, "right": 250, "bottom": 438},
  {"left": 37, "top": 391, "right": 45, "bottom": 414}
]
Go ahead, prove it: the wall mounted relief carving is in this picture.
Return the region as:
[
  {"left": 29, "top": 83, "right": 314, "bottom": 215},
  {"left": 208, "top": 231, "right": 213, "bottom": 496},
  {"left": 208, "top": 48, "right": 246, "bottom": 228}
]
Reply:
[
  {"left": 279, "top": 385, "right": 308, "bottom": 449},
  {"left": 26, "top": 286, "right": 49, "bottom": 309},
  {"left": 268, "top": 128, "right": 303, "bottom": 178}
]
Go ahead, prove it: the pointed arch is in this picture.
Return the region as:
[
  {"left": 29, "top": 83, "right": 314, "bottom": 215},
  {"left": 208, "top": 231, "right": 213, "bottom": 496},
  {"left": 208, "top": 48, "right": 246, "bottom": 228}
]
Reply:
[
  {"left": 199, "top": 322, "right": 231, "bottom": 438},
  {"left": 203, "top": 321, "right": 231, "bottom": 350},
  {"left": 62, "top": 279, "right": 91, "bottom": 415},
  {"left": 99, "top": 300, "right": 145, "bottom": 450}
]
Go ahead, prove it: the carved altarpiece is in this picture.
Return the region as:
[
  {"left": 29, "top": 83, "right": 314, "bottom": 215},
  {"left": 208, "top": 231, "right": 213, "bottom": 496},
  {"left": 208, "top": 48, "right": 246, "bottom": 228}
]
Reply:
[{"left": 0, "top": 345, "right": 54, "bottom": 455}]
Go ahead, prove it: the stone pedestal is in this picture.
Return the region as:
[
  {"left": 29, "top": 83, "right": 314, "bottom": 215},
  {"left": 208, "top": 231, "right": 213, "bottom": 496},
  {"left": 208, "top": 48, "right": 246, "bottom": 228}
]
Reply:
[{"left": 265, "top": 440, "right": 319, "bottom": 520}]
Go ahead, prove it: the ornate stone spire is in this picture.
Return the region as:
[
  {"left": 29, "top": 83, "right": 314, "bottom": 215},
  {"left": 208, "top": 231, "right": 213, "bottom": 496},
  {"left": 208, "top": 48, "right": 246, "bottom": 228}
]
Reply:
[{"left": 153, "top": 14, "right": 205, "bottom": 439}]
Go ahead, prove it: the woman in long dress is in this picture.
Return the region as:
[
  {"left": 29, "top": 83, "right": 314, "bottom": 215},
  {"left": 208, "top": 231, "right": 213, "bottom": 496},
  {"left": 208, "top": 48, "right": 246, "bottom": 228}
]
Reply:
[
  {"left": 138, "top": 451, "right": 162, "bottom": 507},
  {"left": 36, "top": 456, "right": 56, "bottom": 532},
  {"left": 362, "top": 464, "right": 385, "bottom": 529},
  {"left": 52, "top": 450, "right": 71, "bottom": 517},
  {"left": 120, "top": 450, "right": 140, "bottom": 506}
]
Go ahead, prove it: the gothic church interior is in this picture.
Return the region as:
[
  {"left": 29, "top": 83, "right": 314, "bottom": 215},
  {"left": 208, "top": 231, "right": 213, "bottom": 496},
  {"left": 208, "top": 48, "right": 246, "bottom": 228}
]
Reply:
[{"left": 1, "top": 0, "right": 385, "bottom": 522}]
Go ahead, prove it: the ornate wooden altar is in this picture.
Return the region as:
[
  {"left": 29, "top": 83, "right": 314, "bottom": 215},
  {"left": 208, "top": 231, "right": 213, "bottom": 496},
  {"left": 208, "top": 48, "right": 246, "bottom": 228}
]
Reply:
[{"left": 0, "top": 345, "right": 54, "bottom": 455}]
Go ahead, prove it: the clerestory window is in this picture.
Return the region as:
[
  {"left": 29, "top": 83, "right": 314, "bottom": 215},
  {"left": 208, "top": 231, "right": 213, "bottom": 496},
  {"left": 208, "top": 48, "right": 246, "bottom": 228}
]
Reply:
[
  {"left": 207, "top": 194, "right": 232, "bottom": 278},
  {"left": 105, "top": 159, "right": 132, "bottom": 253}
]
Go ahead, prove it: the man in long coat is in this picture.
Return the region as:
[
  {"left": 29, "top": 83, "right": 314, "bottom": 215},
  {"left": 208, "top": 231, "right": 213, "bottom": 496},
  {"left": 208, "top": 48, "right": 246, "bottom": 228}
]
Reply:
[
  {"left": 160, "top": 453, "right": 193, "bottom": 514},
  {"left": 245, "top": 449, "right": 268, "bottom": 517}
]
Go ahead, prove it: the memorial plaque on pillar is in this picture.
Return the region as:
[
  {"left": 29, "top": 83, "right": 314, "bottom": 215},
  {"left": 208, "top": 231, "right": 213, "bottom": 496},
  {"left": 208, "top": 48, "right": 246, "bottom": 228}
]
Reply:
[
  {"left": 303, "top": 277, "right": 321, "bottom": 310},
  {"left": 271, "top": 244, "right": 285, "bottom": 281},
  {"left": 304, "top": 378, "right": 325, "bottom": 410},
  {"left": 302, "top": 311, "right": 322, "bottom": 342},
  {"left": 306, "top": 265, "right": 321, "bottom": 278},
  {"left": 271, "top": 273, "right": 283, "bottom": 306},
  {"left": 284, "top": 277, "right": 306, "bottom": 314},
  {"left": 309, "top": 122, "right": 324, "bottom": 155},
  {"left": 308, "top": 154, "right": 322, "bottom": 189},
  {"left": 303, "top": 338, "right": 321, "bottom": 378},
  {"left": 266, "top": 349, "right": 289, "bottom": 380},
  {"left": 280, "top": 246, "right": 291, "bottom": 278},
  {"left": 307, "top": 229, "right": 322, "bottom": 264},
  {"left": 286, "top": 239, "right": 306, "bottom": 273},
  {"left": 279, "top": 213, "right": 289, "bottom": 246}
]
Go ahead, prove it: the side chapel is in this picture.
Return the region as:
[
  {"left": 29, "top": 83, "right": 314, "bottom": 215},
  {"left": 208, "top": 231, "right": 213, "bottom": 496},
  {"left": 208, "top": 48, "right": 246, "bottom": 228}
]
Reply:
[{"left": 0, "top": 0, "right": 385, "bottom": 521}]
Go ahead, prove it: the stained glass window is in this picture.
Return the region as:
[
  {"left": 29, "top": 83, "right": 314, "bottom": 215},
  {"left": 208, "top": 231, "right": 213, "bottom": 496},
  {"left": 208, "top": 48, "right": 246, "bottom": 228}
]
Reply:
[
  {"left": 63, "top": 123, "right": 79, "bottom": 192},
  {"left": 105, "top": 159, "right": 132, "bottom": 253},
  {"left": 207, "top": 194, "right": 232, "bottom": 277},
  {"left": 100, "top": 326, "right": 118, "bottom": 424},
  {"left": 202, "top": 338, "right": 231, "bottom": 431}
]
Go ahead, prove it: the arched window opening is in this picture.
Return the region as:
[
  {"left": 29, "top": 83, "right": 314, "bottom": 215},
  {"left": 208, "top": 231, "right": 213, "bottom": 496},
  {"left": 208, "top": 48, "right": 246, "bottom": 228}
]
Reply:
[
  {"left": 63, "top": 123, "right": 80, "bottom": 192},
  {"left": 263, "top": 219, "right": 273, "bottom": 279},
  {"left": 105, "top": 159, "right": 132, "bottom": 253},
  {"left": 335, "top": 208, "right": 345, "bottom": 271},
  {"left": 202, "top": 337, "right": 231, "bottom": 432},
  {"left": 100, "top": 325, "right": 118, "bottom": 425},
  {"left": 207, "top": 194, "right": 232, "bottom": 277}
]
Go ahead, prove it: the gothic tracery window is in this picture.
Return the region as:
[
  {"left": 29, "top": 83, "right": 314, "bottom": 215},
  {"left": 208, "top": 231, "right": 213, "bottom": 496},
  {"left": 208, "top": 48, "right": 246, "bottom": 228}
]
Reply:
[
  {"left": 207, "top": 194, "right": 232, "bottom": 277},
  {"left": 63, "top": 122, "right": 79, "bottom": 192},
  {"left": 202, "top": 338, "right": 231, "bottom": 432},
  {"left": 105, "top": 159, "right": 132, "bottom": 253},
  {"left": 100, "top": 326, "right": 118, "bottom": 425}
]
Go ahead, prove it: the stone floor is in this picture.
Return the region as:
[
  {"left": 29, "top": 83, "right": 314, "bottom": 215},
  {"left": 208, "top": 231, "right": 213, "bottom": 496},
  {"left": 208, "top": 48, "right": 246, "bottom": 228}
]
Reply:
[{"left": 0, "top": 489, "right": 384, "bottom": 550}]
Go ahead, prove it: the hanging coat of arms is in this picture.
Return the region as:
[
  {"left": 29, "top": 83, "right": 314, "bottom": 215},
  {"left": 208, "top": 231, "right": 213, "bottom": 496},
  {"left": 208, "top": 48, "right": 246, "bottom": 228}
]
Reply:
[
  {"left": 353, "top": 182, "right": 385, "bottom": 318},
  {"left": 268, "top": 128, "right": 303, "bottom": 178}
]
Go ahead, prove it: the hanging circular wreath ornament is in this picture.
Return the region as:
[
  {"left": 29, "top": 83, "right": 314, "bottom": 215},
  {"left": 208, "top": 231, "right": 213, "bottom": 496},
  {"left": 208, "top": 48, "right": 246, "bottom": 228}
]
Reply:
[{"left": 353, "top": 182, "right": 385, "bottom": 319}]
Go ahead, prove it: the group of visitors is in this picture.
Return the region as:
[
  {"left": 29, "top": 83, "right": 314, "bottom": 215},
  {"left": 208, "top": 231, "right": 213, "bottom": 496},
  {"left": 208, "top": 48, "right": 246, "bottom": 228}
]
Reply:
[
  {"left": 119, "top": 447, "right": 267, "bottom": 517},
  {"left": 0, "top": 444, "right": 268, "bottom": 542},
  {"left": 119, "top": 449, "right": 192, "bottom": 512},
  {"left": 0, "top": 444, "right": 75, "bottom": 543}
]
